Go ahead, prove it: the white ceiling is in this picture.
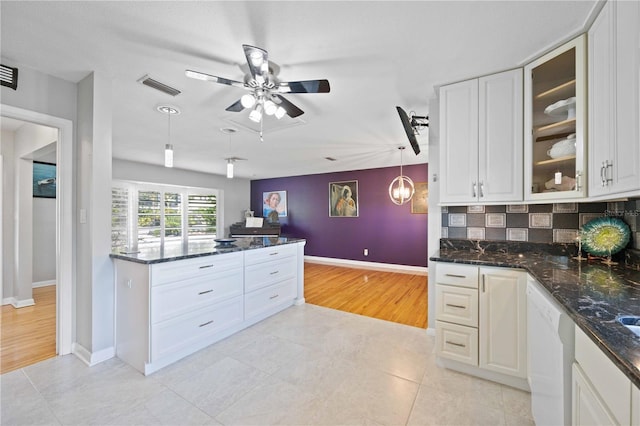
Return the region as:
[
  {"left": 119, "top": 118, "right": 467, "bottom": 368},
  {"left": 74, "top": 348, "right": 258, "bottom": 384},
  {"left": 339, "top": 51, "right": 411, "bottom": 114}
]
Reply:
[{"left": 0, "top": 1, "right": 597, "bottom": 179}]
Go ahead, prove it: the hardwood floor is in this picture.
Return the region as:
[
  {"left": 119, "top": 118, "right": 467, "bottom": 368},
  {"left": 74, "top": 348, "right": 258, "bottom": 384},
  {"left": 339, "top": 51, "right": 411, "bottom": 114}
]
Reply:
[
  {"left": 304, "top": 262, "right": 428, "bottom": 328},
  {"left": 1, "top": 285, "right": 57, "bottom": 374}
]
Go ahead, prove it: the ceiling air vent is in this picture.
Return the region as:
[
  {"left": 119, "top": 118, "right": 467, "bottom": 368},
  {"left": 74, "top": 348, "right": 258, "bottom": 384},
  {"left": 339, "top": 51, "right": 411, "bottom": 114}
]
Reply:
[
  {"left": 1, "top": 64, "right": 18, "bottom": 90},
  {"left": 137, "top": 74, "right": 181, "bottom": 96}
]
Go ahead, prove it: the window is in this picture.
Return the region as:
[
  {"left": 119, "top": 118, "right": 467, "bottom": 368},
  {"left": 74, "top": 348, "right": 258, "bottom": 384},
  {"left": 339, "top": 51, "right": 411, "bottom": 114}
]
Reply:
[{"left": 111, "top": 182, "right": 218, "bottom": 252}]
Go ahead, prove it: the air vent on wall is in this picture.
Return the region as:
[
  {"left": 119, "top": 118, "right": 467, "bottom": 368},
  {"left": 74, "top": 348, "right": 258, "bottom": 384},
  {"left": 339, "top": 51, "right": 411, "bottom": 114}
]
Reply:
[
  {"left": 1, "top": 64, "right": 18, "bottom": 90},
  {"left": 137, "top": 74, "right": 181, "bottom": 96}
]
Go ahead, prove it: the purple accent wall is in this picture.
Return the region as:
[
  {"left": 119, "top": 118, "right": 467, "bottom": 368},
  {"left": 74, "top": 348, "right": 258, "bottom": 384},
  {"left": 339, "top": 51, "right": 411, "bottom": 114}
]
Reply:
[{"left": 250, "top": 164, "right": 428, "bottom": 267}]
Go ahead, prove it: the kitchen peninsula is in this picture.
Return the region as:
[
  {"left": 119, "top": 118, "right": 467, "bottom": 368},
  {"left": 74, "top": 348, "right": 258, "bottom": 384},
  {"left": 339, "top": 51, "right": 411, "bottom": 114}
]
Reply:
[{"left": 111, "top": 237, "right": 306, "bottom": 375}]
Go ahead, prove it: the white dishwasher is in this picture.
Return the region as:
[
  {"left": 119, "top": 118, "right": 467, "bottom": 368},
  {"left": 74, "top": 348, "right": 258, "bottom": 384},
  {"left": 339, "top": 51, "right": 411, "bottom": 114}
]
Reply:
[{"left": 527, "top": 278, "right": 575, "bottom": 426}]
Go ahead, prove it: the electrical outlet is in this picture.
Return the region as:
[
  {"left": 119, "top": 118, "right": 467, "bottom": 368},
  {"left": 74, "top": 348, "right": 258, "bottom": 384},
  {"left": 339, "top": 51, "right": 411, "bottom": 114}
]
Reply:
[{"left": 364, "top": 248, "right": 368, "bottom": 256}]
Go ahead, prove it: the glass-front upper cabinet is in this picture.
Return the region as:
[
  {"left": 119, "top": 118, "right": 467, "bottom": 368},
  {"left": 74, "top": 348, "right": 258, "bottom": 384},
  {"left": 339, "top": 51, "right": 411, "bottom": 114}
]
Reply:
[{"left": 524, "top": 35, "right": 587, "bottom": 201}]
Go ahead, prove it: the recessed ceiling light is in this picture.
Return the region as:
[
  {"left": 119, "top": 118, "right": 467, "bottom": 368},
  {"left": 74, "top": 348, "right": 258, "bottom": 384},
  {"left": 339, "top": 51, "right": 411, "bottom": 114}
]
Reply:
[
  {"left": 220, "top": 127, "right": 238, "bottom": 134},
  {"left": 325, "top": 157, "right": 337, "bottom": 161},
  {"left": 157, "top": 105, "right": 180, "bottom": 115}
]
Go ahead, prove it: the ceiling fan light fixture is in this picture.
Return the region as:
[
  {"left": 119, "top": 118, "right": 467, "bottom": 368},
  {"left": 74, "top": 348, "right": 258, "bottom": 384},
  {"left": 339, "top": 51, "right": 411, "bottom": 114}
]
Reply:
[
  {"left": 249, "top": 51, "right": 263, "bottom": 67},
  {"left": 241, "top": 93, "right": 256, "bottom": 108},
  {"left": 264, "top": 99, "right": 277, "bottom": 116},
  {"left": 249, "top": 104, "right": 263, "bottom": 123},
  {"left": 274, "top": 106, "right": 286, "bottom": 119}
]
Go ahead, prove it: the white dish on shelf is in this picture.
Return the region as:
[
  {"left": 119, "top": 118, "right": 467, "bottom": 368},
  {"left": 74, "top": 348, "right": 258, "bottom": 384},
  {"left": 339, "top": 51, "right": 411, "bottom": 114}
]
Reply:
[
  {"left": 544, "top": 97, "right": 576, "bottom": 119},
  {"left": 547, "top": 134, "right": 576, "bottom": 158}
]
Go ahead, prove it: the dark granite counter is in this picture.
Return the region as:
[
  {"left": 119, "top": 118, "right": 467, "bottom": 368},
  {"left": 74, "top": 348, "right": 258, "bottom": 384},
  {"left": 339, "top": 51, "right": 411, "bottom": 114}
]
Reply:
[
  {"left": 110, "top": 236, "right": 305, "bottom": 265},
  {"left": 430, "top": 239, "right": 640, "bottom": 388}
]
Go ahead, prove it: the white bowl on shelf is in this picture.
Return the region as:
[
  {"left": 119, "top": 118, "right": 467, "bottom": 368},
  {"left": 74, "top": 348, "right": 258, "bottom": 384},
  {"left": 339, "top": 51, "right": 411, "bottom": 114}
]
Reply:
[
  {"left": 544, "top": 97, "right": 576, "bottom": 120},
  {"left": 547, "top": 134, "right": 576, "bottom": 158}
]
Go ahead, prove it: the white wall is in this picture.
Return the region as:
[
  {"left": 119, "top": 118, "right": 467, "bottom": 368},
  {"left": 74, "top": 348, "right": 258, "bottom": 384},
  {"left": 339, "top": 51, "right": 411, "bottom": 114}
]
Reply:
[
  {"left": 113, "top": 159, "right": 251, "bottom": 236},
  {"left": 1, "top": 130, "right": 16, "bottom": 301},
  {"left": 427, "top": 95, "right": 441, "bottom": 334},
  {"left": 33, "top": 197, "right": 56, "bottom": 284}
]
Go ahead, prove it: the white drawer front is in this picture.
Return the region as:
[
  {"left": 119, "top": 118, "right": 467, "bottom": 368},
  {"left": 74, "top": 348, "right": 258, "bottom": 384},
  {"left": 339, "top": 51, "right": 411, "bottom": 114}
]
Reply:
[
  {"left": 244, "top": 244, "right": 296, "bottom": 266},
  {"left": 151, "top": 268, "right": 243, "bottom": 324},
  {"left": 245, "top": 258, "right": 296, "bottom": 293},
  {"left": 151, "top": 252, "right": 243, "bottom": 286},
  {"left": 245, "top": 278, "right": 296, "bottom": 320},
  {"left": 436, "top": 284, "right": 479, "bottom": 327},
  {"left": 436, "top": 320, "right": 479, "bottom": 366},
  {"left": 151, "top": 296, "right": 243, "bottom": 361},
  {"left": 436, "top": 263, "right": 479, "bottom": 288}
]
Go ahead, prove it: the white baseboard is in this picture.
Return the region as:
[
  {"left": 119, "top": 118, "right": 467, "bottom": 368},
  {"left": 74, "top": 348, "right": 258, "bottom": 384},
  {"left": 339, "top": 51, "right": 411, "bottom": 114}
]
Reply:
[
  {"left": 32, "top": 280, "right": 56, "bottom": 288},
  {"left": 304, "top": 256, "right": 428, "bottom": 276},
  {"left": 426, "top": 327, "right": 436, "bottom": 336},
  {"left": 72, "top": 343, "right": 115, "bottom": 367},
  {"left": 3, "top": 297, "right": 36, "bottom": 308}
]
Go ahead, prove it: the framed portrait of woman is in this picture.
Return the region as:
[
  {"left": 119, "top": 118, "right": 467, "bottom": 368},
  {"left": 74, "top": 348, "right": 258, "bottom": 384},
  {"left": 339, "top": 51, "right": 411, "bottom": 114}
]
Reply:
[
  {"left": 329, "top": 180, "right": 358, "bottom": 217},
  {"left": 262, "top": 190, "right": 287, "bottom": 221}
]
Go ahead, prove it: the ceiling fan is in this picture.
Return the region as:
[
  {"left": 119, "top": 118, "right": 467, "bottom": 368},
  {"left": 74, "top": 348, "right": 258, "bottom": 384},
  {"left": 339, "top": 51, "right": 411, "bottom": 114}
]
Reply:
[{"left": 185, "top": 44, "right": 330, "bottom": 123}]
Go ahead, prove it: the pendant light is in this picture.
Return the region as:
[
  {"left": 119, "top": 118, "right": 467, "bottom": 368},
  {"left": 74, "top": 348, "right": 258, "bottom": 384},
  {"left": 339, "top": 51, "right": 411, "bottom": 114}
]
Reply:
[
  {"left": 388, "top": 146, "right": 415, "bottom": 205},
  {"left": 158, "top": 105, "right": 180, "bottom": 168}
]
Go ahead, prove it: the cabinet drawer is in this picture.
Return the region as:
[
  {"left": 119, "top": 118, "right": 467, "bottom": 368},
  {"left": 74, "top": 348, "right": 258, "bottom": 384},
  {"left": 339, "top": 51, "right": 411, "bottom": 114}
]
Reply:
[
  {"left": 436, "top": 263, "right": 478, "bottom": 288},
  {"left": 151, "top": 268, "right": 243, "bottom": 324},
  {"left": 245, "top": 278, "right": 296, "bottom": 320},
  {"left": 436, "top": 320, "right": 478, "bottom": 366},
  {"left": 436, "top": 284, "right": 478, "bottom": 327},
  {"left": 575, "top": 326, "right": 631, "bottom": 425},
  {"left": 245, "top": 258, "right": 296, "bottom": 293},
  {"left": 151, "top": 252, "right": 243, "bottom": 286},
  {"left": 151, "top": 296, "right": 243, "bottom": 362},
  {"left": 244, "top": 244, "right": 296, "bottom": 266}
]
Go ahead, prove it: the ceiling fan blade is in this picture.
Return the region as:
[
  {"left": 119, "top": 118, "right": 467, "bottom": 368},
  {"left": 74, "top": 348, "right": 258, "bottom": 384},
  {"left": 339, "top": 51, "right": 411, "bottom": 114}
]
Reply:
[
  {"left": 275, "top": 95, "right": 304, "bottom": 118},
  {"left": 277, "top": 79, "right": 330, "bottom": 94},
  {"left": 242, "top": 44, "right": 268, "bottom": 82},
  {"left": 225, "top": 99, "right": 245, "bottom": 112},
  {"left": 185, "top": 70, "right": 246, "bottom": 89}
]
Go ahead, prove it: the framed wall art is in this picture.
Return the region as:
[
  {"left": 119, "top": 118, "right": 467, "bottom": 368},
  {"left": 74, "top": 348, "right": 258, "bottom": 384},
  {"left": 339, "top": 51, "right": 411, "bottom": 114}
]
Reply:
[
  {"left": 411, "top": 182, "right": 428, "bottom": 214},
  {"left": 33, "top": 161, "right": 56, "bottom": 198},
  {"left": 329, "top": 180, "right": 358, "bottom": 217},
  {"left": 262, "top": 190, "right": 287, "bottom": 222}
]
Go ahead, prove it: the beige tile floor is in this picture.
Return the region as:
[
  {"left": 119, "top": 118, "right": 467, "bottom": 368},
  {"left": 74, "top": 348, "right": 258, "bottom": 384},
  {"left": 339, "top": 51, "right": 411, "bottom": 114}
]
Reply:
[{"left": 0, "top": 304, "right": 535, "bottom": 425}]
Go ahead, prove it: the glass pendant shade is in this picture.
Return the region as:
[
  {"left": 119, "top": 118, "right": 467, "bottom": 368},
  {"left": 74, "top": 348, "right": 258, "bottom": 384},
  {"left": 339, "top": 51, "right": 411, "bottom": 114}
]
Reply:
[
  {"left": 389, "top": 175, "right": 415, "bottom": 205},
  {"left": 164, "top": 144, "right": 173, "bottom": 168},
  {"left": 226, "top": 160, "right": 234, "bottom": 179}
]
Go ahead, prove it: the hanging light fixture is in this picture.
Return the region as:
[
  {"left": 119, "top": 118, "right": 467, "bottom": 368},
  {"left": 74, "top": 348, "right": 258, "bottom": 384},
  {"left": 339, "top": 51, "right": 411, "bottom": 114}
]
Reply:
[
  {"left": 157, "top": 105, "right": 180, "bottom": 168},
  {"left": 226, "top": 158, "right": 235, "bottom": 178},
  {"left": 388, "top": 146, "right": 415, "bottom": 205}
]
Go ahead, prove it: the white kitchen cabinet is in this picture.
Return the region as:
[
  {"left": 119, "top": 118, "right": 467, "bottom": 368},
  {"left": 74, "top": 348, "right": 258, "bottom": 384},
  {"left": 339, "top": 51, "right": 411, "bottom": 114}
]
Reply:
[
  {"left": 114, "top": 242, "right": 304, "bottom": 375},
  {"left": 440, "top": 68, "right": 523, "bottom": 204},
  {"left": 435, "top": 262, "right": 528, "bottom": 389},
  {"left": 524, "top": 35, "right": 587, "bottom": 201},
  {"left": 633, "top": 384, "right": 640, "bottom": 426},
  {"left": 479, "top": 267, "right": 527, "bottom": 378},
  {"left": 588, "top": 0, "right": 640, "bottom": 197},
  {"left": 573, "top": 326, "right": 632, "bottom": 425}
]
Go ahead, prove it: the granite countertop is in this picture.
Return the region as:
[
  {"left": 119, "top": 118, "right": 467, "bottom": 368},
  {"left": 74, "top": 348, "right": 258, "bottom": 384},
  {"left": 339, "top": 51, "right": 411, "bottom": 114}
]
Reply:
[
  {"left": 110, "top": 236, "right": 305, "bottom": 264},
  {"left": 430, "top": 241, "right": 640, "bottom": 388}
]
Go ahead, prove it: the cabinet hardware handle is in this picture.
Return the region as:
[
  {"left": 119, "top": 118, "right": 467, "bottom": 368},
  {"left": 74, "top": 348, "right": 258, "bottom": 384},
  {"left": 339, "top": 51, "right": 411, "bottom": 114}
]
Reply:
[
  {"left": 198, "top": 289, "right": 213, "bottom": 295},
  {"left": 445, "top": 303, "right": 466, "bottom": 309},
  {"left": 472, "top": 181, "right": 477, "bottom": 198},
  {"left": 444, "top": 273, "right": 466, "bottom": 278},
  {"left": 479, "top": 181, "right": 484, "bottom": 198},
  {"left": 269, "top": 294, "right": 279, "bottom": 299},
  {"left": 482, "top": 274, "right": 486, "bottom": 292},
  {"left": 575, "top": 171, "right": 582, "bottom": 192},
  {"left": 445, "top": 341, "right": 466, "bottom": 348},
  {"left": 605, "top": 161, "right": 613, "bottom": 185},
  {"left": 270, "top": 271, "right": 279, "bottom": 275},
  {"left": 601, "top": 162, "right": 607, "bottom": 187},
  {"left": 199, "top": 265, "right": 214, "bottom": 269},
  {"left": 199, "top": 320, "right": 214, "bottom": 327},
  {"left": 269, "top": 252, "right": 279, "bottom": 256}
]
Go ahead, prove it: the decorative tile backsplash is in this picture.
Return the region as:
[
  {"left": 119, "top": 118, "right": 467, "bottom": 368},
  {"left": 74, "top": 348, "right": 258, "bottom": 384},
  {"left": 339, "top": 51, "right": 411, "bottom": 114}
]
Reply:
[{"left": 441, "top": 200, "right": 640, "bottom": 249}]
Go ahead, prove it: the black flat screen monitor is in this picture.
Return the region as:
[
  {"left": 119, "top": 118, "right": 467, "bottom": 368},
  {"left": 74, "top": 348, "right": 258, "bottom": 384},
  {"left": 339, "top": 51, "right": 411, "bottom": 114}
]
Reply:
[{"left": 396, "top": 106, "right": 420, "bottom": 155}]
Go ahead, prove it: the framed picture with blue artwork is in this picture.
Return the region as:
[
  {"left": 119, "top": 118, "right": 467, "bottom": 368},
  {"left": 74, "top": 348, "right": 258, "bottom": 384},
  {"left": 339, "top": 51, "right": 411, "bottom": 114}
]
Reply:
[{"left": 33, "top": 161, "right": 56, "bottom": 198}]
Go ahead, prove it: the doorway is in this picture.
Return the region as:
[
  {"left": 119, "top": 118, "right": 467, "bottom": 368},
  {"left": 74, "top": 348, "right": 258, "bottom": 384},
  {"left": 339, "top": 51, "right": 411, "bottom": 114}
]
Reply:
[{"left": 1, "top": 104, "right": 73, "bottom": 362}]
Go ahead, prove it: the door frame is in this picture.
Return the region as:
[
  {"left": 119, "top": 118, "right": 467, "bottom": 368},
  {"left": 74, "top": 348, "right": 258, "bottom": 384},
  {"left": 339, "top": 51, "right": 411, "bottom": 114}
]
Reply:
[{"left": 2, "top": 104, "right": 73, "bottom": 355}]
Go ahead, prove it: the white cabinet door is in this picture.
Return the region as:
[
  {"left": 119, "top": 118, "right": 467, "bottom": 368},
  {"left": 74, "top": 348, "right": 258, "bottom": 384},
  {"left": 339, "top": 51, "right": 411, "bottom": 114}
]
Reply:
[
  {"left": 478, "top": 267, "right": 527, "bottom": 378},
  {"left": 633, "top": 383, "right": 639, "bottom": 426},
  {"left": 572, "top": 363, "right": 619, "bottom": 426},
  {"left": 440, "top": 79, "right": 479, "bottom": 203},
  {"left": 589, "top": 0, "right": 640, "bottom": 197},
  {"left": 588, "top": 0, "right": 615, "bottom": 197},
  {"left": 478, "top": 69, "right": 523, "bottom": 202}
]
